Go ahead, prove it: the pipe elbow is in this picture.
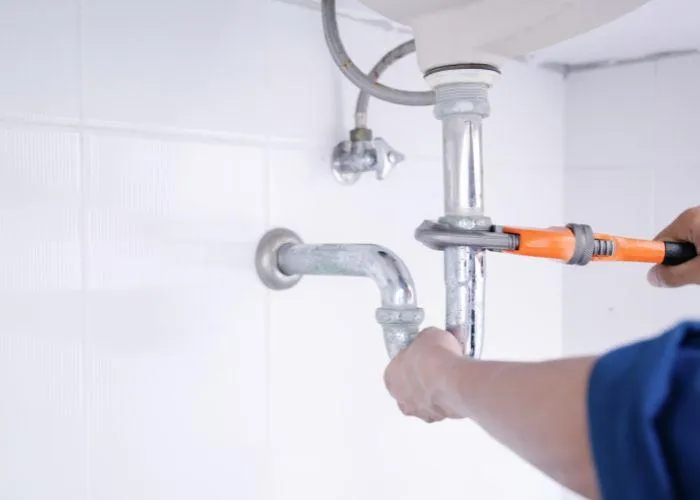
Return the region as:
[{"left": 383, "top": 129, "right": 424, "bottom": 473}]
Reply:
[
  {"left": 354, "top": 246, "right": 426, "bottom": 359},
  {"left": 355, "top": 246, "right": 426, "bottom": 358},
  {"left": 359, "top": 245, "right": 418, "bottom": 309}
]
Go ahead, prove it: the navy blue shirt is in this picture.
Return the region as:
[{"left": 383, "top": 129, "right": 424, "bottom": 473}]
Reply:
[{"left": 588, "top": 321, "right": 700, "bottom": 499}]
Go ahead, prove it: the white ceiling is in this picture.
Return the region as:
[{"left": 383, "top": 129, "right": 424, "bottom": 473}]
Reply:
[{"left": 333, "top": 0, "right": 700, "bottom": 66}]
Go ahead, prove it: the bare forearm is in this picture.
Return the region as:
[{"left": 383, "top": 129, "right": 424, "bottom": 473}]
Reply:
[
  {"left": 440, "top": 357, "right": 600, "bottom": 499},
  {"left": 385, "top": 329, "right": 602, "bottom": 498}
]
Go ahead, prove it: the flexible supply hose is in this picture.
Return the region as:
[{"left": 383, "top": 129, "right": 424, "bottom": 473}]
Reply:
[
  {"left": 321, "top": 0, "right": 435, "bottom": 108},
  {"left": 355, "top": 39, "right": 428, "bottom": 127}
]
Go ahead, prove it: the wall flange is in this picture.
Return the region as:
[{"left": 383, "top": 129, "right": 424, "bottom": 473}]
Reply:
[{"left": 255, "top": 228, "right": 304, "bottom": 290}]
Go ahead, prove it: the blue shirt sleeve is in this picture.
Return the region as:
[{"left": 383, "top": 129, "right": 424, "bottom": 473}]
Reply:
[{"left": 588, "top": 321, "right": 700, "bottom": 500}]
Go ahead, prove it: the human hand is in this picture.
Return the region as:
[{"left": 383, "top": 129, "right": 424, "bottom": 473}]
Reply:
[
  {"left": 383, "top": 328, "right": 466, "bottom": 423},
  {"left": 648, "top": 207, "right": 700, "bottom": 288}
]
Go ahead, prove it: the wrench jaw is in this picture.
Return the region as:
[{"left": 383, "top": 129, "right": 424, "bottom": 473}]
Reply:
[
  {"left": 414, "top": 220, "right": 519, "bottom": 253},
  {"left": 414, "top": 218, "right": 514, "bottom": 358}
]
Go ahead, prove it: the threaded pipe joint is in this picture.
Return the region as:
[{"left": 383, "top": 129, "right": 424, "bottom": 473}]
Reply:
[
  {"left": 434, "top": 83, "right": 491, "bottom": 119},
  {"left": 376, "top": 306, "right": 425, "bottom": 359}
]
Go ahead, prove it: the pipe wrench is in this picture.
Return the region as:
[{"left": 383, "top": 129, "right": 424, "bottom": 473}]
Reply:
[{"left": 416, "top": 221, "right": 698, "bottom": 267}]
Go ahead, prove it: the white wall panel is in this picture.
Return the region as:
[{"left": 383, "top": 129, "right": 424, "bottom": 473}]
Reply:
[
  {"left": 0, "top": 1, "right": 566, "bottom": 499},
  {"left": 83, "top": 134, "right": 267, "bottom": 500},
  {"left": 0, "top": 127, "right": 84, "bottom": 500},
  {"left": 657, "top": 55, "right": 700, "bottom": 163},
  {"left": 566, "top": 63, "right": 658, "bottom": 169},
  {"left": 0, "top": 0, "right": 80, "bottom": 120},
  {"left": 565, "top": 53, "right": 700, "bottom": 356},
  {"left": 82, "top": 0, "right": 268, "bottom": 136}
]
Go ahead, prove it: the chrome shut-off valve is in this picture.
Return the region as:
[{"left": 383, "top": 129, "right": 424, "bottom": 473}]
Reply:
[{"left": 331, "top": 128, "right": 405, "bottom": 185}]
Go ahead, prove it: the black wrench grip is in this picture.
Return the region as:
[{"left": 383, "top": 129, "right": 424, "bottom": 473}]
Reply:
[{"left": 662, "top": 242, "right": 698, "bottom": 266}]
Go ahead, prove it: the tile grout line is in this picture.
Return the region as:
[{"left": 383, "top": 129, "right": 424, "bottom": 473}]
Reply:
[{"left": 0, "top": 114, "right": 306, "bottom": 150}]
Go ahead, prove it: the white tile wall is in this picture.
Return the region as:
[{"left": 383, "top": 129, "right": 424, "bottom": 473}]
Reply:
[
  {"left": 566, "top": 63, "right": 658, "bottom": 169},
  {"left": 0, "top": 127, "right": 82, "bottom": 291},
  {"left": 564, "top": 54, "right": 700, "bottom": 357},
  {"left": 657, "top": 56, "right": 700, "bottom": 163},
  {"left": 0, "top": 0, "right": 80, "bottom": 120},
  {"left": 82, "top": 0, "right": 269, "bottom": 136},
  {"left": 0, "top": 126, "right": 84, "bottom": 499},
  {"left": 564, "top": 167, "right": 655, "bottom": 356},
  {"left": 83, "top": 134, "right": 268, "bottom": 500},
  {"left": 0, "top": 1, "right": 565, "bottom": 499}
]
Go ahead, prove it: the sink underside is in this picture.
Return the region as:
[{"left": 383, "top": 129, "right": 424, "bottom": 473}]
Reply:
[{"left": 359, "top": 0, "right": 652, "bottom": 71}]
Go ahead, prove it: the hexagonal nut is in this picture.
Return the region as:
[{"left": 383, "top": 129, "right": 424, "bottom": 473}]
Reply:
[{"left": 375, "top": 307, "right": 425, "bottom": 326}]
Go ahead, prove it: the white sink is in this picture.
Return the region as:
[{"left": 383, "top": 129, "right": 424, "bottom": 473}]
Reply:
[{"left": 359, "top": 0, "right": 651, "bottom": 71}]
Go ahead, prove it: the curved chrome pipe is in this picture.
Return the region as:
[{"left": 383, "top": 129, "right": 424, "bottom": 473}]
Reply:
[
  {"left": 279, "top": 244, "right": 416, "bottom": 306},
  {"left": 256, "top": 228, "right": 424, "bottom": 359}
]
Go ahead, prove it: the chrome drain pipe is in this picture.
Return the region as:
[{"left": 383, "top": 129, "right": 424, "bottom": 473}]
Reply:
[{"left": 423, "top": 68, "right": 499, "bottom": 358}]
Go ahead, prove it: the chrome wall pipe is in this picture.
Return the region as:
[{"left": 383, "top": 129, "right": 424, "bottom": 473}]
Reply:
[{"left": 255, "top": 228, "right": 424, "bottom": 359}]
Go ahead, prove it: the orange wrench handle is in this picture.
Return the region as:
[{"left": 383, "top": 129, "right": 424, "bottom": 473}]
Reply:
[
  {"left": 502, "top": 227, "right": 577, "bottom": 262},
  {"left": 592, "top": 235, "right": 665, "bottom": 264},
  {"left": 502, "top": 227, "right": 697, "bottom": 266}
]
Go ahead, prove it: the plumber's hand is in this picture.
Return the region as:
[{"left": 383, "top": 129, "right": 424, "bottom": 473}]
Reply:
[
  {"left": 384, "top": 328, "right": 466, "bottom": 423},
  {"left": 648, "top": 206, "right": 700, "bottom": 288}
]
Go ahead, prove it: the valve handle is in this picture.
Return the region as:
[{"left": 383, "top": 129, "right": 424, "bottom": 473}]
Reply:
[{"left": 373, "top": 138, "right": 405, "bottom": 180}]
